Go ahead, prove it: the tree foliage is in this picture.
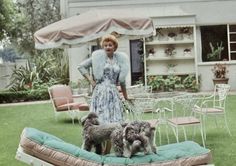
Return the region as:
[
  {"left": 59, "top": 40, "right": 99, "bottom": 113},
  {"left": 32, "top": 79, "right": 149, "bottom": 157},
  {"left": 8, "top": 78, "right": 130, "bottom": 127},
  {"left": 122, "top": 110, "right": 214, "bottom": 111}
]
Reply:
[
  {"left": 8, "top": 51, "right": 69, "bottom": 91},
  {"left": 11, "top": 0, "right": 61, "bottom": 55},
  {"left": 0, "top": 0, "right": 16, "bottom": 40},
  {"left": 3, "top": 0, "right": 70, "bottom": 91}
]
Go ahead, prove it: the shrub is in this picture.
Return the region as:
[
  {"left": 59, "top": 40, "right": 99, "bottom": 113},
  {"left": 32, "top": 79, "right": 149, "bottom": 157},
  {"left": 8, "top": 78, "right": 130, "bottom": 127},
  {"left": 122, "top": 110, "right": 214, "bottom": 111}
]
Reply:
[{"left": 0, "top": 89, "right": 49, "bottom": 103}]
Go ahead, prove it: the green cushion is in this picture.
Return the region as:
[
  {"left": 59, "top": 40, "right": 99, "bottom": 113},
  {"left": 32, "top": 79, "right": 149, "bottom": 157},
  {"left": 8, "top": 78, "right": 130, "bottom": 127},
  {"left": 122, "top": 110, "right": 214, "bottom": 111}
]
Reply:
[
  {"left": 103, "top": 141, "right": 210, "bottom": 165},
  {"left": 24, "top": 128, "right": 103, "bottom": 163},
  {"left": 23, "top": 127, "right": 211, "bottom": 165}
]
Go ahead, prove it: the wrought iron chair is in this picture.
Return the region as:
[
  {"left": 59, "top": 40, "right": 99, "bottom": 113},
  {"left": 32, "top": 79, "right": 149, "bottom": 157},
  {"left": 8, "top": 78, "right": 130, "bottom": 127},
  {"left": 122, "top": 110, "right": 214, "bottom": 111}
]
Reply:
[
  {"left": 122, "top": 98, "right": 151, "bottom": 121},
  {"left": 48, "top": 84, "right": 89, "bottom": 124},
  {"left": 193, "top": 84, "right": 231, "bottom": 140},
  {"left": 126, "top": 84, "right": 152, "bottom": 98},
  {"left": 122, "top": 84, "right": 153, "bottom": 121},
  {"left": 150, "top": 97, "right": 175, "bottom": 145},
  {"left": 167, "top": 94, "right": 205, "bottom": 147},
  {"left": 122, "top": 97, "right": 172, "bottom": 145}
]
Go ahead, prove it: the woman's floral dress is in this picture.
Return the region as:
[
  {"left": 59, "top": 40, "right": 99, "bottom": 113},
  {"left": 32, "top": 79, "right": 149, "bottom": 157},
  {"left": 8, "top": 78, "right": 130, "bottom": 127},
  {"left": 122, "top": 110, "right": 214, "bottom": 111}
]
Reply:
[{"left": 79, "top": 55, "right": 123, "bottom": 123}]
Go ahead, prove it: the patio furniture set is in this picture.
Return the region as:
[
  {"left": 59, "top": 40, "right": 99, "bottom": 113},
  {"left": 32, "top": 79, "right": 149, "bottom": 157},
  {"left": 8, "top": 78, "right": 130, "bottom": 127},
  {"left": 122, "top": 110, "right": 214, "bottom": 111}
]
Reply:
[
  {"left": 123, "top": 84, "right": 231, "bottom": 148},
  {"left": 46, "top": 83, "right": 231, "bottom": 149},
  {"left": 15, "top": 83, "right": 232, "bottom": 166}
]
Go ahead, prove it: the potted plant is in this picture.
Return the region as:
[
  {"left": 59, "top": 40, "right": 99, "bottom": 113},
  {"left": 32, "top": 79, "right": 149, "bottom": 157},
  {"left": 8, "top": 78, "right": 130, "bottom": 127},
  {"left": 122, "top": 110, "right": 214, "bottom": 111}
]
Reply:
[
  {"left": 155, "top": 28, "right": 164, "bottom": 40},
  {"left": 183, "top": 48, "right": 191, "bottom": 56},
  {"left": 207, "top": 42, "right": 224, "bottom": 61},
  {"left": 179, "top": 27, "right": 192, "bottom": 39},
  {"left": 211, "top": 62, "right": 229, "bottom": 85},
  {"left": 146, "top": 36, "right": 153, "bottom": 42},
  {"left": 167, "top": 63, "right": 177, "bottom": 74},
  {"left": 167, "top": 32, "right": 177, "bottom": 41},
  {"left": 147, "top": 48, "right": 155, "bottom": 57},
  {"left": 165, "top": 45, "right": 176, "bottom": 56}
]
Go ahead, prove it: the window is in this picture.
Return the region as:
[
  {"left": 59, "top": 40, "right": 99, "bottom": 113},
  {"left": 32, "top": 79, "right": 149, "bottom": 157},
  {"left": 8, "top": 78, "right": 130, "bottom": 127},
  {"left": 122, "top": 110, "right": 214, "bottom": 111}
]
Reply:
[
  {"left": 229, "top": 25, "right": 236, "bottom": 60},
  {"left": 130, "top": 39, "right": 144, "bottom": 85},
  {"left": 200, "top": 25, "right": 228, "bottom": 62}
]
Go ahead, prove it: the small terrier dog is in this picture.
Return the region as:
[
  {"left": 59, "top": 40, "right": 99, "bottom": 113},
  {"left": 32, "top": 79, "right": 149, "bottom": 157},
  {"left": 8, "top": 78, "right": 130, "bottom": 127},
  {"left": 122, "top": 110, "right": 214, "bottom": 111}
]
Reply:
[
  {"left": 111, "top": 121, "right": 157, "bottom": 158},
  {"left": 82, "top": 112, "right": 121, "bottom": 154}
]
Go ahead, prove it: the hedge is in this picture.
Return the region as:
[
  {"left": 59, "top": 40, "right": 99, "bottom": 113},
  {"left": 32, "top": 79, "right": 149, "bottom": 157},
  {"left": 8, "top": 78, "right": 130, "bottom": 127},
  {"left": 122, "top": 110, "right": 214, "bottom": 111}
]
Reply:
[{"left": 0, "top": 89, "right": 49, "bottom": 104}]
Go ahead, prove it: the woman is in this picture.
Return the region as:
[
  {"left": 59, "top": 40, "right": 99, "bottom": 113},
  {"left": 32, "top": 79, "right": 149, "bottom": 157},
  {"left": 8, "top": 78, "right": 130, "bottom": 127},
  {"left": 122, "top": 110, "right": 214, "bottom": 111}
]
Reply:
[{"left": 78, "top": 34, "right": 129, "bottom": 124}]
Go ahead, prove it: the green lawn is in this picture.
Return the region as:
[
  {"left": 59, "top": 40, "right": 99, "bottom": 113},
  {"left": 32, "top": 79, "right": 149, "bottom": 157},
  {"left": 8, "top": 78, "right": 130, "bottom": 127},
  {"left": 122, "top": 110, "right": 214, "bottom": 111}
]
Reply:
[{"left": 0, "top": 95, "right": 236, "bottom": 165}]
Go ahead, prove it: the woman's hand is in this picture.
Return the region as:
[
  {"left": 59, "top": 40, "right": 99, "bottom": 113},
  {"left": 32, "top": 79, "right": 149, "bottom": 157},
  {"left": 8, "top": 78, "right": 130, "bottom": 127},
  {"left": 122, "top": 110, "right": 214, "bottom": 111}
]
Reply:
[
  {"left": 83, "top": 74, "right": 96, "bottom": 89},
  {"left": 90, "top": 80, "right": 96, "bottom": 88}
]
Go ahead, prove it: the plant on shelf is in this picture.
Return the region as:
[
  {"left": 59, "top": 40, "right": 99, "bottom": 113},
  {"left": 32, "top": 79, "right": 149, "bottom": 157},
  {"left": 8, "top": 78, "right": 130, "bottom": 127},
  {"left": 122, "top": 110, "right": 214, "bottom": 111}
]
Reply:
[
  {"left": 146, "top": 36, "right": 154, "bottom": 42},
  {"left": 164, "top": 45, "right": 176, "bottom": 56},
  {"left": 184, "top": 48, "right": 191, "bottom": 53},
  {"left": 211, "top": 62, "right": 229, "bottom": 85},
  {"left": 167, "top": 32, "right": 177, "bottom": 40},
  {"left": 179, "top": 27, "right": 192, "bottom": 35},
  {"left": 207, "top": 42, "right": 224, "bottom": 61},
  {"left": 183, "top": 48, "right": 191, "bottom": 56},
  {"left": 155, "top": 28, "right": 164, "bottom": 40},
  {"left": 167, "top": 63, "right": 177, "bottom": 73},
  {"left": 147, "top": 48, "right": 155, "bottom": 56},
  {"left": 168, "top": 32, "right": 177, "bottom": 38},
  {"left": 179, "top": 27, "right": 192, "bottom": 40}
]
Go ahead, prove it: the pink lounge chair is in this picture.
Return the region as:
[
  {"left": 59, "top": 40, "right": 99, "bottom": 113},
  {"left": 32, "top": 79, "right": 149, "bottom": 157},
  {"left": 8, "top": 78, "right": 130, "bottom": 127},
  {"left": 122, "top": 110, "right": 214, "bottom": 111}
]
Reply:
[{"left": 48, "top": 84, "right": 89, "bottom": 124}]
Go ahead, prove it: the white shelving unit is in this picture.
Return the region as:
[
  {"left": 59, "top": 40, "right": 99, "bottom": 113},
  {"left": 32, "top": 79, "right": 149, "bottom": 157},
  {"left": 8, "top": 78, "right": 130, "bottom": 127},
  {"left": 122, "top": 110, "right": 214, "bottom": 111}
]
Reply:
[{"left": 144, "top": 26, "right": 198, "bottom": 86}]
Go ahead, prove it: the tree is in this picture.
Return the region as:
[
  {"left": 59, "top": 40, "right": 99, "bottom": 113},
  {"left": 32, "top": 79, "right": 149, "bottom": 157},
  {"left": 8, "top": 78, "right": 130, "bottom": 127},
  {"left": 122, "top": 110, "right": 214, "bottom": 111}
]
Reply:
[
  {"left": 2, "top": 0, "right": 70, "bottom": 91},
  {"left": 11, "top": 0, "right": 61, "bottom": 56},
  {"left": 0, "top": 0, "right": 16, "bottom": 41}
]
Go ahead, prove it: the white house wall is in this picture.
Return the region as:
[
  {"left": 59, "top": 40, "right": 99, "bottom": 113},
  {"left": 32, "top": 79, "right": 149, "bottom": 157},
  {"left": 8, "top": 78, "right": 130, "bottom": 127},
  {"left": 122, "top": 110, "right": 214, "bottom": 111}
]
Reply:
[
  {"left": 198, "top": 63, "right": 236, "bottom": 91},
  {"left": 65, "top": 0, "right": 236, "bottom": 25},
  {"left": 67, "top": 45, "right": 88, "bottom": 82},
  {"left": 62, "top": 0, "right": 236, "bottom": 91}
]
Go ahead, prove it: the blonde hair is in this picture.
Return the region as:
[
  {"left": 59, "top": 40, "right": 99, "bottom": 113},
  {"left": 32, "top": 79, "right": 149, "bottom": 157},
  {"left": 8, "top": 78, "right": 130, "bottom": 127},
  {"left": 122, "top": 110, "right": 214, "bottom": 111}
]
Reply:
[{"left": 100, "top": 34, "right": 118, "bottom": 51}]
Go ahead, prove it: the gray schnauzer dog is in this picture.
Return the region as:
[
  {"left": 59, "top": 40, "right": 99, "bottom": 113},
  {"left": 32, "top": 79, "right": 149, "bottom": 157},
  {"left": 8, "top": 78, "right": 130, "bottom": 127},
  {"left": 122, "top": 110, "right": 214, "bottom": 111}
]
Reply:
[
  {"left": 82, "top": 112, "right": 121, "bottom": 154},
  {"left": 110, "top": 121, "right": 157, "bottom": 158}
]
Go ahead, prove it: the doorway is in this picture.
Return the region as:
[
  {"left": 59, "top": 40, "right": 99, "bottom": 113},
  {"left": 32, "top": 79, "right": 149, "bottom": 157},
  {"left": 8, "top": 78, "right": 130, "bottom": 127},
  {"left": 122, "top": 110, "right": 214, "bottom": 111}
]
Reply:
[{"left": 129, "top": 39, "right": 144, "bottom": 85}]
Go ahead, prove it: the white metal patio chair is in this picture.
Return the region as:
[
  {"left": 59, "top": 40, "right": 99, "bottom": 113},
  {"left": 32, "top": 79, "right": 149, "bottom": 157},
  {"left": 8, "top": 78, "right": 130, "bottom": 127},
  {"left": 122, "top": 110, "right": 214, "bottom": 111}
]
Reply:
[
  {"left": 123, "top": 97, "right": 172, "bottom": 146},
  {"left": 126, "top": 84, "right": 152, "bottom": 98},
  {"left": 122, "top": 97, "right": 153, "bottom": 121},
  {"left": 193, "top": 84, "right": 231, "bottom": 140},
  {"left": 167, "top": 94, "right": 205, "bottom": 147},
  {"left": 122, "top": 84, "right": 153, "bottom": 121},
  {"left": 48, "top": 84, "right": 89, "bottom": 124},
  {"left": 150, "top": 97, "right": 175, "bottom": 145}
]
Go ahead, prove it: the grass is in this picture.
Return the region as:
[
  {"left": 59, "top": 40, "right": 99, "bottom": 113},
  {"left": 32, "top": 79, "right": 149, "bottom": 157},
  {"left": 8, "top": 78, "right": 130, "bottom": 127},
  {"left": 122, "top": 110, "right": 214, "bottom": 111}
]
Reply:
[{"left": 0, "top": 95, "right": 236, "bottom": 165}]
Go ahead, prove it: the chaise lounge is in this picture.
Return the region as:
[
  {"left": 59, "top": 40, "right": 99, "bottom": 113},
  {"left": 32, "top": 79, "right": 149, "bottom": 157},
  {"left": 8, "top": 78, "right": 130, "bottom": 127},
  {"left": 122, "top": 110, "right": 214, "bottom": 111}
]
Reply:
[{"left": 16, "top": 127, "right": 213, "bottom": 166}]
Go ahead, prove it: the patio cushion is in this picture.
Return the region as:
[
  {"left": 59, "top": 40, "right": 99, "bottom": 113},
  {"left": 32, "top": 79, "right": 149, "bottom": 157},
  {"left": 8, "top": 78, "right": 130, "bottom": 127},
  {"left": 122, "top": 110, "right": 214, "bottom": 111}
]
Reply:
[
  {"left": 168, "top": 116, "right": 200, "bottom": 125},
  {"left": 57, "top": 103, "right": 89, "bottom": 111},
  {"left": 19, "top": 127, "right": 212, "bottom": 166},
  {"left": 196, "top": 107, "right": 224, "bottom": 113},
  {"left": 50, "top": 85, "right": 73, "bottom": 108}
]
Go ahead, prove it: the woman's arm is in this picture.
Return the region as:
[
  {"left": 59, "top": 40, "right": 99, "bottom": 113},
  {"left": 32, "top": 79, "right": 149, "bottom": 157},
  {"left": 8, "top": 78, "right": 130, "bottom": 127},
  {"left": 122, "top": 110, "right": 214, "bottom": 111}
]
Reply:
[
  {"left": 77, "top": 58, "right": 96, "bottom": 88},
  {"left": 120, "top": 82, "right": 128, "bottom": 100},
  {"left": 83, "top": 73, "right": 96, "bottom": 88}
]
